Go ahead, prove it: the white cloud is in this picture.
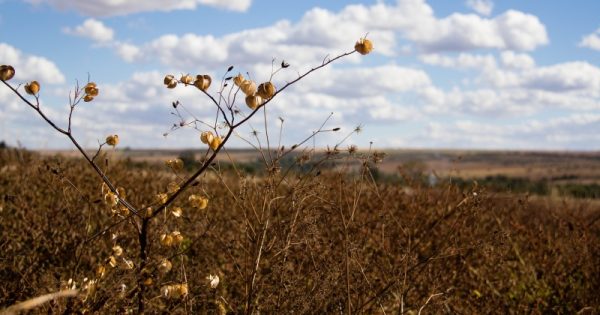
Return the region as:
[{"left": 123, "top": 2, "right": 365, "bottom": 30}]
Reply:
[
  {"left": 0, "top": 43, "right": 65, "bottom": 84},
  {"left": 420, "top": 113, "right": 600, "bottom": 150},
  {"left": 465, "top": 0, "right": 493, "bottom": 16},
  {"left": 499, "top": 51, "right": 535, "bottom": 70},
  {"left": 420, "top": 53, "right": 496, "bottom": 70},
  {"left": 25, "top": 0, "right": 252, "bottom": 17},
  {"left": 107, "top": 0, "right": 548, "bottom": 71},
  {"left": 579, "top": 28, "right": 600, "bottom": 51},
  {"left": 63, "top": 18, "right": 114, "bottom": 42}
]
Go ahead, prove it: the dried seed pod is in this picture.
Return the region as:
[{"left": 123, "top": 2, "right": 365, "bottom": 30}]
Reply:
[
  {"left": 83, "top": 95, "right": 94, "bottom": 102},
  {"left": 84, "top": 82, "right": 99, "bottom": 96},
  {"left": 106, "top": 135, "right": 119, "bottom": 146},
  {"left": 256, "top": 82, "right": 276, "bottom": 99},
  {"left": 194, "top": 74, "right": 211, "bottom": 91},
  {"left": 104, "top": 192, "right": 118, "bottom": 206},
  {"left": 166, "top": 158, "right": 184, "bottom": 171},
  {"left": 189, "top": 194, "right": 208, "bottom": 209},
  {"left": 209, "top": 136, "right": 222, "bottom": 151},
  {"left": 167, "top": 182, "right": 179, "bottom": 194},
  {"left": 172, "top": 231, "right": 184, "bottom": 244},
  {"left": 24, "top": 81, "right": 40, "bottom": 95},
  {"left": 245, "top": 94, "right": 262, "bottom": 110},
  {"left": 240, "top": 79, "right": 256, "bottom": 96},
  {"left": 155, "top": 193, "right": 168, "bottom": 204},
  {"left": 0, "top": 65, "right": 15, "bottom": 81},
  {"left": 233, "top": 73, "right": 244, "bottom": 86},
  {"left": 200, "top": 131, "right": 214, "bottom": 144},
  {"left": 180, "top": 74, "right": 193, "bottom": 85},
  {"left": 164, "top": 74, "right": 177, "bottom": 88},
  {"left": 160, "top": 234, "right": 174, "bottom": 247},
  {"left": 112, "top": 245, "right": 123, "bottom": 256},
  {"left": 355, "top": 38, "right": 374, "bottom": 55},
  {"left": 159, "top": 259, "right": 172, "bottom": 274},
  {"left": 171, "top": 206, "right": 183, "bottom": 217}
]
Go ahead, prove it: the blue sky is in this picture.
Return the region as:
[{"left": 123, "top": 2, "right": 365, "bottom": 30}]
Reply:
[{"left": 1, "top": 0, "right": 600, "bottom": 150}]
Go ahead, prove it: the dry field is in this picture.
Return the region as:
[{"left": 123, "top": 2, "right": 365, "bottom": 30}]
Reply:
[{"left": 2, "top": 147, "right": 599, "bottom": 314}]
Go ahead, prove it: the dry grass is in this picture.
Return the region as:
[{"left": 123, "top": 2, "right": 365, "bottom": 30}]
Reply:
[{"left": 1, "top": 147, "right": 599, "bottom": 314}]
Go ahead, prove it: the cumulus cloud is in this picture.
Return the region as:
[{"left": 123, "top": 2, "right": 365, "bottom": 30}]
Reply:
[
  {"left": 465, "top": 0, "right": 493, "bottom": 16},
  {"left": 25, "top": 0, "right": 252, "bottom": 17},
  {"left": 63, "top": 18, "right": 114, "bottom": 42},
  {"left": 0, "top": 43, "right": 65, "bottom": 84},
  {"left": 106, "top": 0, "right": 548, "bottom": 71},
  {"left": 579, "top": 28, "right": 600, "bottom": 51}
]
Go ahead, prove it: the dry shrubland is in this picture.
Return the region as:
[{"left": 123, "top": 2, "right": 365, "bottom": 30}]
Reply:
[
  {"left": 1, "top": 38, "right": 599, "bottom": 314},
  {"left": 1, "top": 148, "right": 598, "bottom": 314}
]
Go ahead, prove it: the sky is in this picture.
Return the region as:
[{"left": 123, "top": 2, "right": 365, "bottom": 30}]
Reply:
[{"left": 1, "top": 0, "right": 600, "bottom": 150}]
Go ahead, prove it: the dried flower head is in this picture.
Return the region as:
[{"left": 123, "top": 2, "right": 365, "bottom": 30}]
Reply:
[
  {"left": 106, "top": 134, "right": 119, "bottom": 147},
  {"left": 240, "top": 79, "right": 257, "bottom": 96},
  {"left": 256, "top": 82, "right": 276, "bottom": 99},
  {"left": 355, "top": 37, "right": 374, "bottom": 55},
  {"left": 155, "top": 193, "right": 168, "bottom": 205},
  {"left": 160, "top": 233, "right": 174, "bottom": 247},
  {"left": 104, "top": 192, "right": 118, "bottom": 206},
  {"left": 233, "top": 73, "right": 244, "bottom": 86},
  {"left": 200, "top": 131, "right": 214, "bottom": 144},
  {"left": 166, "top": 158, "right": 184, "bottom": 171},
  {"left": 245, "top": 94, "right": 262, "bottom": 110},
  {"left": 164, "top": 74, "right": 177, "bottom": 89},
  {"left": 0, "top": 65, "right": 15, "bottom": 81},
  {"left": 207, "top": 274, "right": 220, "bottom": 289},
  {"left": 171, "top": 206, "right": 183, "bottom": 217},
  {"left": 24, "top": 81, "right": 40, "bottom": 95},
  {"left": 180, "top": 74, "right": 193, "bottom": 85},
  {"left": 84, "top": 82, "right": 99, "bottom": 97},
  {"left": 209, "top": 136, "right": 222, "bottom": 151},
  {"left": 112, "top": 245, "right": 123, "bottom": 256},
  {"left": 159, "top": 259, "right": 172, "bottom": 274},
  {"left": 189, "top": 194, "right": 209, "bottom": 209},
  {"left": 194, "top": 74, "right": 212, "bottom": 91}
]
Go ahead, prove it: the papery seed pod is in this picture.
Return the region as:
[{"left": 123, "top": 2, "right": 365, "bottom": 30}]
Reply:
[
  {"left": 233, "top": 73, "right": 244, "bottom": 86},
  {"left": 200, "top": 131, "right": 214, "bottom": 144},
  {"left": 161, "top": 285, "right": 173, "bottom": 298},
  {"left": 156, "top": 193, "right": 168, "bottom": 204},
  {"left": 119, "top": 205, "right": 130, "bottom": 216},
  {"left": 245, "top": 94, "right": 262, "bottom": 110},
  {"left": 207, "top": 274, "right": 220, "bottom": 289},
  {"left": 0, "top": 65, "right": 15, "bottom": 81},
  {"left": 172, "top": 231, "right": 184, "bottom": 244},
  {"left": 83, "top": 95, "right": 94, "bottom": 102},
  {"left": 145, "top": 207, "right": 153, "bottom": 218},
  {"left": 105, "top": 192, "right": 118, "bottom": 206},
  {"left": 177, "top": 283, "right": 189, "bottom": 297},
  {"left": 167, "top": 80, "right": 177, "bottom": 89},
  {"left": 24, "top": 81, "right": 40, "bottom": 95},
  {"left": 240, "top": 80, "right": 256, "bottom": 96},
  {"left": 256, "top": 82, "right": 276, "bottom": 99},
  {"left": 194, "top": 74, "right": 211, "bottom": 91},
  {"left": 160, "top": 234, "right": 174, "bottom": 247},
  {"left": 106, "top": 135, "right": 119, "bottom": 146},
  {"left": 180, "top": 74, "right": 193, "bottom": 85},
  {"left": 171, "top": 206, "right": 183, "bottom": 217},
  {"left": 116, "top": 187, "right": 126, "bottom": 198},
  {"left": 112, "top": 245, "right": 123, "bottom": 256},
  {"left": 159, "top": 259, "right": 172, "bottom": 274},
  {"left": 164, "top": 74, "right": 175, "bottom": 85},
  {"left": 85, "top": 82, "right": 99, "bottom": 96},
  {"left": 167, "top": 182, "right": 179, "bottom": 194},
  {"left": 355, "top": 38, "right": 374, "bottom": 55},
  {"left": 209, "top": 136, "right": 222, "bottom": 151}
]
